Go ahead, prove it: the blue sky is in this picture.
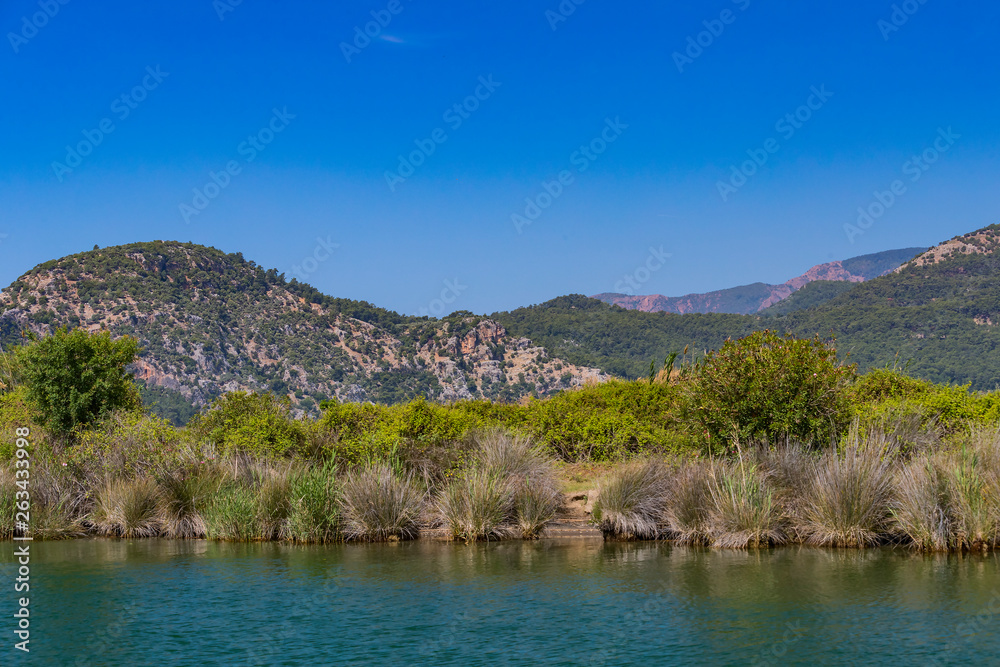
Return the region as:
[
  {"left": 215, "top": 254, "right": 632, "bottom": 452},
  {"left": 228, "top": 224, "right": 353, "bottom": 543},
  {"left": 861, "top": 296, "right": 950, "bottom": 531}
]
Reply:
[{"left": 2, "top": 1, "right": 998, "bottom": 316}]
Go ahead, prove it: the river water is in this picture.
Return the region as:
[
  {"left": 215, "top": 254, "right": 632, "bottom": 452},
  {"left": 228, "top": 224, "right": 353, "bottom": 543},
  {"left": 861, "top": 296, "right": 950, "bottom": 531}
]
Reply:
[{"left": 2, "top": 538, "right": 998, "bottom": 665}]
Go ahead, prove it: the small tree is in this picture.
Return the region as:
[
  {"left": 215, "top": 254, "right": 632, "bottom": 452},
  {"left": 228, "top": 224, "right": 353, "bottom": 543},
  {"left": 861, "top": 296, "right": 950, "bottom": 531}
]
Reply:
[
  {"left": 13, "top": 328, "right": 142, "bottom": 434},
  {"left": 691, "top": 330, "right": 855, "bottom": 448}
]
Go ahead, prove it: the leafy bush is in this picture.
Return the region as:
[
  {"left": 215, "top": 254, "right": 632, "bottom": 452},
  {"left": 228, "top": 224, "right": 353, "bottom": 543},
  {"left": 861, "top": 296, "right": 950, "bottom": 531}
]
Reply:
[
  {"left": 11, "top": 328, "right": 142, "bottom": 434},
  {"left": 690, "top": 330, "right": 855, "bottom": 448},
  {"left": 190, "top": 392, "right": 307, "bottom": 456}
]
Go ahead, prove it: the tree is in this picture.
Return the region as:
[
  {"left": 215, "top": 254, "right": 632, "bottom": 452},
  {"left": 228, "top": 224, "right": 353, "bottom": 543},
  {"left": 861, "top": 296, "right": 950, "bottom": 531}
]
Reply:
[
  {"left": 690, "top": 330, "right": 855, "bottom": 448},
  {"left": 13, "top": 328, "right": 142, "bottom": 434}
]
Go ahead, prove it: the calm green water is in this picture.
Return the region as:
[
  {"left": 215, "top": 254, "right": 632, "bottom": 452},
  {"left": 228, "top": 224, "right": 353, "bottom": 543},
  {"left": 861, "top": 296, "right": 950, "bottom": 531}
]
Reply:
[{"left": 2, "top": 539, "right": 999, "bottom": 665}]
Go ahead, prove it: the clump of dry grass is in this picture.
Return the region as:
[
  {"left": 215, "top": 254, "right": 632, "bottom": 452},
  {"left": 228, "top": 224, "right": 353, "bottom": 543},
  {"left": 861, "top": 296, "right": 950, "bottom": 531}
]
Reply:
[
  {"left": 798, "top": 442, "right": 896, "bottom": 548},
  {"left": 593, "top": 458, "right": 671, "bottom": 540},
  {"left": 89, "top": 477, "right": 164, "bottom": 538},
  {"left": 893, "top": 455, "right": 953, "bottom": 551},
  {"left": 156, "top": 463, "right": 222, "bottom": 539},
  {"left": 437, "top": 430, "right": 562, "bottom": 541},
  {"left": 706, "top": 460, "right": 786, "bottom": 548},
  {"left": 341, "top": 463, "right": 423, "bottom": 541},
  {"left": 661, "top": 461, "right": 711, "bottom": 544},
  {"left": 438, "top": 468, "right": 517, "bottom": 542}
]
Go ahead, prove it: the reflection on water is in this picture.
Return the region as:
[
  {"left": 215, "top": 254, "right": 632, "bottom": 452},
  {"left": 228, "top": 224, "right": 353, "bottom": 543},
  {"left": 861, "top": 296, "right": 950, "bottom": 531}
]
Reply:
[{"left": 1, "top": 539, "right": 998, "bottom": 665}]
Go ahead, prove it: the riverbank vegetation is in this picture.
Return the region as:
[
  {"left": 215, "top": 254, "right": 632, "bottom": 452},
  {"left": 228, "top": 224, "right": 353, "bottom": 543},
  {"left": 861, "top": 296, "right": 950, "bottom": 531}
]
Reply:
[{"left": 2, "top": 328, "right": 1000, "bottom": 550}]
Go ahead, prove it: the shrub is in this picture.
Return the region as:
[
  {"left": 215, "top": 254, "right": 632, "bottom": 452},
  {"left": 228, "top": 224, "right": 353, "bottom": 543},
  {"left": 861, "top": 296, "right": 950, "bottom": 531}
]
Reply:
[
  {"left": 706, "top": 460, "right": 786, "bottom": 548},
  {"left": 341, "top": 463, "right": 423, "bottom": 541},
  {"left": 690, "top": 331, "right": 855, "bottom": 448},
  {"left": 90, "top": 477, "right": 164, "bottom": 538},
  {"left": 190, "top": 392, "right": 307, "bottom": 457},
  {"left": 11, "top": 328, "right": 142, "bottom": 435},
  {"left": 592, "top": 459, "right": 671, "bottom": 540},
  {"left": 74, "top": 411, "right": 181, "bottom": 482}
]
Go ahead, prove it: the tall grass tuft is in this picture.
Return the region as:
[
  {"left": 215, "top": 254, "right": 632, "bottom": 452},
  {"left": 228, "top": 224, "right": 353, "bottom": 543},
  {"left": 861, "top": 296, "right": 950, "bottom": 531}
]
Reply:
[
  {"left": 947, "top": 448, "right": 998, "bottom": 550},
  {"left": 438, "top": 468, "right": 516, "bottom": 542},
  {"left": 706, "top": 460, "right": 785, "bottom": 548},
  {"left": 593, "top": 459, "right": 671, "bottom": 540},
  {"left": 204, "top": 482, "right": 259, "bottom": 541},
  {"left": 287, "top": 461, "right": 342, "bottom": 543},
  {"left": 514, "top": 482, "right": 562, "bottom": 539},
  {"left": 0, "top": 468, "right": 16, "bottom": 539},
  {"left": 156, "top": 463, "right": 221, "bottom": 539},
  {"left": 662, "top": 461, "right": 711, "bottom": 544},
  {"left": 799, "top": 442, "right": 896, "bottom": 547},
  {"left": 341, "top": 463, "right": 423, "bottom": 541},
  {"left": 893, "top": 456, "right": 953, "bottom": 550},
  {"left": 475, "top": 430, "right": 563, "bottom": 538},
  {"left": 90, "top": 477, "right": 164, "bottom": 538}
]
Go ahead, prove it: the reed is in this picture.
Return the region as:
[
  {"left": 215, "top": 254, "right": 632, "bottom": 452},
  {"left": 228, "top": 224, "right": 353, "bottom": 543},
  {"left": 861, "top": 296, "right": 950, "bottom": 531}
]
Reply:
[{"left": 437, "top": 468, "right": 516, "bottom": 542}]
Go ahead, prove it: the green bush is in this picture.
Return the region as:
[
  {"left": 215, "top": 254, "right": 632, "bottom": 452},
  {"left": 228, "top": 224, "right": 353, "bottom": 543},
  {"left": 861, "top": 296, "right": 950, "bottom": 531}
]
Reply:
[
  {"left": 690, "top": 330, "right": 855, "bottom": 448},
  {"left": 189, "top": 392, "right": 307, "bottom": 456},
  {"left": 11, "top": 328, "right": 142, "bottom": 435}
]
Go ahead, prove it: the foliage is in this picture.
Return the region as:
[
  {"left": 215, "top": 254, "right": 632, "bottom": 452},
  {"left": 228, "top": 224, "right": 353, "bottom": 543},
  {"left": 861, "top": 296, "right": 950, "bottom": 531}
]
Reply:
[
  {"left": 189, "top": 391, "right": 307, "bottom": 456},
  {"left": 11, "top": 328, "right": 142, "bottom": 434},
  {"left": 690, "top": 330, "right": 855, "bottom": 447}
]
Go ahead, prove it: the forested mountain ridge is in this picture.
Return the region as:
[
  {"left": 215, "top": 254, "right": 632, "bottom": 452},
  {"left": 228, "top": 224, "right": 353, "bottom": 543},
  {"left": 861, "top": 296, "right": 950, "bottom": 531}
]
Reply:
[
  {"left": 593, "top": 247, "right": 926, "bottom": 315},
  {"left": 0, "top": 242, "right": 604, "bottom": 422},
  {"left": 497, "top": 226, "right": 1000, "bottom": 390}
]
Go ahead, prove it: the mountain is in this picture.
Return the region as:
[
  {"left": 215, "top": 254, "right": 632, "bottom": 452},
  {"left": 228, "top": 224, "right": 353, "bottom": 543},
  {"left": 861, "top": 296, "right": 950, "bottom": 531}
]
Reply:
[
  {"left": 592, "top": 248, "right": 927, "bottom": 315},
  {"left": 0, "top": 242, "right": 604, "bottom": 423},
  {"left": 496, "top": 226, "right": 1000, "bottom": 390}
]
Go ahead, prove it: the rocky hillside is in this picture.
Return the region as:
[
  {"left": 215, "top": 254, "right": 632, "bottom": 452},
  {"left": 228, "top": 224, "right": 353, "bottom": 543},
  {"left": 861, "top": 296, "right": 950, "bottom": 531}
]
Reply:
[
  {"left": 593, "top": 247, "right": 926, "bottom": 315},
  {"left": 0, "top": 242, "right": 605, "bottom": 421}
]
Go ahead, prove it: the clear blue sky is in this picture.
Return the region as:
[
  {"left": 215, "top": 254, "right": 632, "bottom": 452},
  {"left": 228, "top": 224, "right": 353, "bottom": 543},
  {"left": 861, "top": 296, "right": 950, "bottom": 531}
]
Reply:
[{"left": 2, "top": 1, "right": 998, "bottom": 315}]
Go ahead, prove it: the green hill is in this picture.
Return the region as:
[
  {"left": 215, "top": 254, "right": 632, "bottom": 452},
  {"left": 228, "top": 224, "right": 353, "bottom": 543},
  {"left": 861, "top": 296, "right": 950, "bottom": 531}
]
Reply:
[{"left": 496, "top": 226, "right": 1000, "bottom": 390}]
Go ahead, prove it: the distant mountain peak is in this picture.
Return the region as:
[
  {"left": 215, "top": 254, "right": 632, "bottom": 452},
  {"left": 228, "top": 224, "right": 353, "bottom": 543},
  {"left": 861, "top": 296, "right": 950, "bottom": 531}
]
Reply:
[{"left": 592, "top": 247, "right": 927, "bottom": 315}]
